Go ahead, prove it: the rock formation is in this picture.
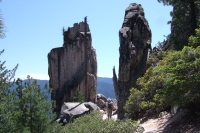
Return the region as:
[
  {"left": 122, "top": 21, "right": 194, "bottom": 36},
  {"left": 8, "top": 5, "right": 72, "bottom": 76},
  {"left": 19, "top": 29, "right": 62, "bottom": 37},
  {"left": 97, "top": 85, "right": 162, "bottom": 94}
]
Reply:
[
  {"left": 96, "top": 94, "right": 107, "bottom": 109},
  {"left": 56, "top": 102, "right": 99, "bottom": 125},
  {"left": 96, "top": 93, "right": 117, "bottom": 112},
  {"left": 48, "top": 18, "right": 97, "bottom": 113},
  {"left": 113, "top": 3, "right": 152, "bottom": 119}
]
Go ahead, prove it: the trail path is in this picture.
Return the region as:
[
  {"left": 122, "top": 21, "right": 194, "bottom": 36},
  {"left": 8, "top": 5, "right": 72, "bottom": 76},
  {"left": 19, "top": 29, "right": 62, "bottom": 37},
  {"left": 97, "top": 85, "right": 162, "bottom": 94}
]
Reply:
[
  {"left": 102, "top": 113, "right": 118, "bottom": 120},
  {"left": 141, "top": 111, "right": 188, "bottom": 133}
]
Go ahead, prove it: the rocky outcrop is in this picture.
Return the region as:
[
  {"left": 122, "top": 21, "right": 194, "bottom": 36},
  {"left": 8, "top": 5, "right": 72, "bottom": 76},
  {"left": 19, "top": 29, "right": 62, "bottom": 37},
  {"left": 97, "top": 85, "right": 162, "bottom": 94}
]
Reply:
[
  {"left": 113, "top": 3, "right": 152, "bottom": 119},
  {"left": 56, "top": 102, "right": 99, "bottom": 125},
  {"left": 48, "top": 19, "right": 97, "bottom": 113},
  {"left": 96, "top": 94, "right": 107, "bottom": 109},
  {"left": 96, "top": 93, "right": 117, "bottom": 112}
]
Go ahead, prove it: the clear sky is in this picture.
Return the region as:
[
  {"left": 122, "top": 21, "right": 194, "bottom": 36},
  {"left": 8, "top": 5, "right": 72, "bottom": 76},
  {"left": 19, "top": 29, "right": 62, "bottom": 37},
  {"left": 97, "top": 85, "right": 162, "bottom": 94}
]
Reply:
[{"left": 0, "top": 0, "right": 172, "bottom": 80}]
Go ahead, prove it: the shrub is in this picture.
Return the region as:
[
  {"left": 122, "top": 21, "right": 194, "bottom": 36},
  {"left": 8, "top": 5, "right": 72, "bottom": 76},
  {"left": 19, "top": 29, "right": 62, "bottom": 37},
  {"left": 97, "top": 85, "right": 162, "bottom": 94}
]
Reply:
[
  {"left": 126, "top": 27, "right": 200, "bottom": 119},
  {"left": 61, "top": 111, "right": 144, "bottom": 133},
  {"left": 73, "top": 90, "right": 84, "bottom": 102},
  {"left": 126, "top": 45, "right": 200, "bottom": 119},
  {"left": 189, "top": 26, "right": 200, "bottom": 48}
]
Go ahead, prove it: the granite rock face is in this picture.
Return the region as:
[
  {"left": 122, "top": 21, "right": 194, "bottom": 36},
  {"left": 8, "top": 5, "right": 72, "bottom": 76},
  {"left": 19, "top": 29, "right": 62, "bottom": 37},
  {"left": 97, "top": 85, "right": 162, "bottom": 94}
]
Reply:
[
  {"left": 113, "top": 3, "right": 152, "bottom": 119},
  {"left": 48, "top": 20, "right": 97, "bottom": 113},
  {"left": 56, "top": 102, "right": 100, "bottom": 125}
]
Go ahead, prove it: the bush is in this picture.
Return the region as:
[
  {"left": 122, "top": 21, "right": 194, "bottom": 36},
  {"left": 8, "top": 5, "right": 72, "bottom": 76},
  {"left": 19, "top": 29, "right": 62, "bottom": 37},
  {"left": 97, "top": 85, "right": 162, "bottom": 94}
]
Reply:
[
  {"left": 73, "top": 90, "right": 84, "bottom": 102},
  {"left": 125, "top": 65, "right": 166, "bottom": 119},
  {"left": 61, "top": 111, "right": 144, "bottom": 133},
  {"left": 156, "top": 46, "right": 200, "bottom": 109},
  {"left": 126, "top": 45, "right": 200, "bottom": 119},
  {"left": 189, "top": 26, "right": 200, "bottom": 48},
  {"left": 126, "top": 28, "right": 200, "bottom": 119}
]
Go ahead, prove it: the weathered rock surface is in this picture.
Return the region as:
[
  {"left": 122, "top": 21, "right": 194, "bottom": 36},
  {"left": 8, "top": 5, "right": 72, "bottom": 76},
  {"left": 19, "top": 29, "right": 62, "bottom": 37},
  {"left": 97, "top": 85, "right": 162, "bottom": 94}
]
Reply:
[
  {"left": 113, "top": 3, "right": 151, "bottom": 119},
  {"left": 56, "top": 102, "right": 99, "bottom": 124},
  {"left": 48, "top": 20, "right": 97, "bottom": 113},
  {"left": 96, "top": 93, "right": 107, "bottom": 102},
  {"left": 96, "top": 93, "right": 107, "bottom": 110},
  {"left": 96, "top": 93, "right": 117, "bottom": 112}
]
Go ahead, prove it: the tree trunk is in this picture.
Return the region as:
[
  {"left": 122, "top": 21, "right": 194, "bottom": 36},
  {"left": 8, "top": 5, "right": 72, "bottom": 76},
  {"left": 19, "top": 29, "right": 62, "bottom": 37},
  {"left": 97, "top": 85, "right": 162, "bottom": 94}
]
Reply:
[{"left": 190, "top": 0, "right": 197, "bottom": 36}]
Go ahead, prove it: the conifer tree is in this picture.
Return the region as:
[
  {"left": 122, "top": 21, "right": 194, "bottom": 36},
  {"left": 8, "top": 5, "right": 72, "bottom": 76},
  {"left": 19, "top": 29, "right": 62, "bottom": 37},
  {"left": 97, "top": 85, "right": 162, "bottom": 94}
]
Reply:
[
  {"left": 0, "top": 50, "right": 18, "bottom": 132},
  {"left": 0, "top": 0, "right": 5, "bottom": 38},
  {"left": 158, "top": 0, "right": 200, "bottom": 50},
  {"left": 11, "top": 76, "right": 57, "bottom": 133}
]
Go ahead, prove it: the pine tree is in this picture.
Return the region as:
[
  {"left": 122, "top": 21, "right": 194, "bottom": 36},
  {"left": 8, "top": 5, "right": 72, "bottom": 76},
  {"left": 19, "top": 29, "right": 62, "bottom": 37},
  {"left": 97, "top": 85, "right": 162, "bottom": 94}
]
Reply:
[
  {"left": 158, "top": 0, "right": 200, "bottom": 50},
  {"left": 0, "top": 2, "right": 59, "bottom": 131},
  {"left": 0, "top": 50, "right": 18, "bottom": 132},
  {"left": 0, "top": 0, "right": 5, "bottom": 38},
  {"left": 11, "top": 76, "right": 57, "bottom": 133}
]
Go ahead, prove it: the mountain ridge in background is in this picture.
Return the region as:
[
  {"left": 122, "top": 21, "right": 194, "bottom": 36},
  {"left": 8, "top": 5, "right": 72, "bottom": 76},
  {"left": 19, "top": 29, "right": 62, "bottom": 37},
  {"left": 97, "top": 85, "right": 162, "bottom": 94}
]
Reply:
[
  {"left": 11, "top": 77, "right": 115, "bottom": 99},
  {"left": 97, "top": 77, "right": 115, "bottom": 98}
]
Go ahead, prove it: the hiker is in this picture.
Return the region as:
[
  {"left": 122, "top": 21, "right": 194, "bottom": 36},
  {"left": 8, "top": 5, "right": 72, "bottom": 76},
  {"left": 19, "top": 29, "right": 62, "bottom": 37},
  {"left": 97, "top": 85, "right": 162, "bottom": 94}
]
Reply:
[{"left": 107, "top": 98, "right": 114, "bottom": 120}]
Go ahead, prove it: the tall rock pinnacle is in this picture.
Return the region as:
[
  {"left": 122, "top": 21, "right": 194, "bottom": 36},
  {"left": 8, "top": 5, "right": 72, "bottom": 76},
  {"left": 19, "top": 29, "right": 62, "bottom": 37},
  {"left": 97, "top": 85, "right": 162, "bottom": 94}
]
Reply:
[
  {"left": 113, "top": 3, "right": 152, "bottom": 119},
  {"left": 48, "top": 18, "right": 97, "bottom": 113}
]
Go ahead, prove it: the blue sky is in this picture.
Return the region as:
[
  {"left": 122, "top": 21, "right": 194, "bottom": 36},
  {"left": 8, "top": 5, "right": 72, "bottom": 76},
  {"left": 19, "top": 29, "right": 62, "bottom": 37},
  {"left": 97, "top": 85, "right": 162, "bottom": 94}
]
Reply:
[{"left": 0, "top": 0, "right": 172, "bottom": 80}]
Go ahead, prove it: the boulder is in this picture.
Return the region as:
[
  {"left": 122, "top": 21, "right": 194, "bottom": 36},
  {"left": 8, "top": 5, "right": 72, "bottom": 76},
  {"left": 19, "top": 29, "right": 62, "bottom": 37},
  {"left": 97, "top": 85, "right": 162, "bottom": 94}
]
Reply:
[
  {"left": 56, "top": 102, "right": 99, "bottom": 125},
  {"left": 96, "top": 94, "right": 107, "bottom": 109},
  {"left": 48, "top": 18, "right": 97, "bottom": 113},
  {"left": 113, "top": 3, "right": 151, "bottom": 119},
  {"left": 96, "top": 93, "right": 107, "bottom": 102},
  {"left": 96, "top": 99, "right": 106, "bottom": 109}
]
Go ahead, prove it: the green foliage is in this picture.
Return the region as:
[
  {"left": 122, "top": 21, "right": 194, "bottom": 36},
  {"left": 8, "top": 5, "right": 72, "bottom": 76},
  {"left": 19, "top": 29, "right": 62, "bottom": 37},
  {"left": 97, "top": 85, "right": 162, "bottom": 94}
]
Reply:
[
  {"left": 157, "top": 46, "right": 200, "bottom": 107},
  {"left": 148, "top": 50, "right": 168, "bottom": 66},
  {"left": 0, "top": 74, "right": 61, "bottom": 133},
  {"left": 158, "top": 0, "right": 200, "bottom": 50},
  {"left": 9, "top": 76, "right": 57, "bottom": 133},
  {"left": 61, "top": 111, "right": 144, "bottom": 133},
  {"left": 189, "top": 26, "right": 200, "bottom": 48},
  {"left": 125, "top": 66, "right": 166, "bottom": 119},
  {"left": 0, "top": 17, "right": 4, "bottom": 38},
  {"left": 126, "top": 43, "right": 200, "bottom": 119},
  {"left": 0, "top": 51, "right": 60, "bottom": 133},
  {"left": 0, "top": 50, "right": 18, "bottom": 132},
  {"left": 73, "top": 90, "right": 84, "bottom": 102},
  {"left": 0, "top": 0, "right": 5, "bottom": 38},
  {"left": 125, "top": 88, "right": 144, "bottom": 119}
]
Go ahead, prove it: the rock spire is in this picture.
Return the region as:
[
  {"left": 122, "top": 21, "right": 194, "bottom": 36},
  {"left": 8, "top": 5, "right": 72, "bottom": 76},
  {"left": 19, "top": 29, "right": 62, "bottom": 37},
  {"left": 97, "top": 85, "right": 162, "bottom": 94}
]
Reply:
[
  {"left": 113, "top": 3, "right": 152, "bottom": 119},
  {"left": 48, "top": 18, "right": 97, "bottom": 113}
]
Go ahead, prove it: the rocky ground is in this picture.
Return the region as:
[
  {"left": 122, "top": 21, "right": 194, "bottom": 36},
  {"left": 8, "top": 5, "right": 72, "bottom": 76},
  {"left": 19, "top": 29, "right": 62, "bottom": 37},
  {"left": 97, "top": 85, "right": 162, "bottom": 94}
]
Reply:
[
  {"left": 101, "top": 109, "right": 200, "bottom": 132},
  {"left": 140, "top": 110, "right": 200, "bottom": 133},
  {"left": 98, "top": 94, "right": 200, "bottom": 132}
]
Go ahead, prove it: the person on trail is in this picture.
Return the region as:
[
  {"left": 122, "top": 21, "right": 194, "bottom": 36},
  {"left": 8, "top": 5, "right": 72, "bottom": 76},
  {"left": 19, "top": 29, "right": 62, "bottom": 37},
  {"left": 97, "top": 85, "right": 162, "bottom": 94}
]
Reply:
[{"left": 107, "top": 98, "right": 114, "bottom": 120}]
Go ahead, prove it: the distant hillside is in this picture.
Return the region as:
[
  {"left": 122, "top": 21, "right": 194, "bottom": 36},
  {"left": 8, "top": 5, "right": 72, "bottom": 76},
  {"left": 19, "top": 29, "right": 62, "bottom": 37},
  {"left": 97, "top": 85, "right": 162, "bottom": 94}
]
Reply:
[
  {"left": 10, "top": 77, "right": 116, "bottom": 99},
  {"left": 97, "top": 77, "right": 115, "bottom": 98}
]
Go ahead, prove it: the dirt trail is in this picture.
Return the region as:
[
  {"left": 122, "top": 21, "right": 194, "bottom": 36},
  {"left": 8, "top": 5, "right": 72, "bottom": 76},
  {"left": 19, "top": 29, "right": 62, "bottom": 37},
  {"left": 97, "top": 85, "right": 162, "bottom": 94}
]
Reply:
[
  {"left": 101, "top": 110, "right": 200, "bottom": 132},
  {"left": 102, "top": 113, "right": 117, "bottom": 120},
  {"left": 141, "top": 111, "right": 188, "bottom": 133},
  {"left": 141, "top": 116, "right": 170, "bottom": 133}
]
